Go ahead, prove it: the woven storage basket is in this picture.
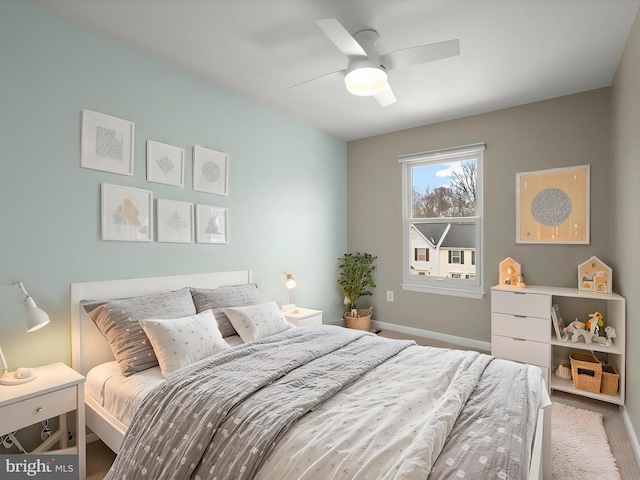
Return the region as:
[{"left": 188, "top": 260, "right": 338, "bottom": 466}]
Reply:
[
  {"left": 570, "top": 352, "right": 602, "bottom": 393},
  {"left": 344, "top": 307, "right": 373, "bottom": 331},
  {"left": 600, "top": 364, "right": 620, "bottom": 396}
]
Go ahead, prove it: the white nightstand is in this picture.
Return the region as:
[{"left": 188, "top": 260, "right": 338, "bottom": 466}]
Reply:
[
  {"left": 284, "top": 307, "right": 323, "bottom": 327},
  {"left": 0, "top": 362, "right": 86, "bottom": 479}
]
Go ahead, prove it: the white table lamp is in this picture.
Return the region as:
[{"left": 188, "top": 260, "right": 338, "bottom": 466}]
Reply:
[{"left": 0, "top": 282, "right": 50, "bottom": 385}]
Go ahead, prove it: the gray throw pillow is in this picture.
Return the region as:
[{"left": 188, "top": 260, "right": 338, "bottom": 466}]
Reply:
[
  {"left": 189, "top": 284, "right": 259, "bottom": 337},
  {"left": 81, "top": 287, "right": 196, "bottom": 376}
]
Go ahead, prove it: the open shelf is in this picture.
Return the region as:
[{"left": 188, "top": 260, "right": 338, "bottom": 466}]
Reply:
[
  {"left": 550, "top": 338, "right": 622, "bottom": 355},
  {"left": 549, "top": 375, "right": 622, "bottom": 405}
]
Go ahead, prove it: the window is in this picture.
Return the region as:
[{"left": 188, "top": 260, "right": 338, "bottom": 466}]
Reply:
[
  {"left": 400, "top": 143, "right": 484, "bottom": 298},
  {"left": 449, "top": 250, "right": 462, "bottom": 264},
  {"left": 415, "top": 248, "right": 429, "bottom": 261}
]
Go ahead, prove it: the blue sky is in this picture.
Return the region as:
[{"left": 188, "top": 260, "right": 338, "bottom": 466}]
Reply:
[{"left": 412, "top": 160, "right": 474, "bottom": 192}]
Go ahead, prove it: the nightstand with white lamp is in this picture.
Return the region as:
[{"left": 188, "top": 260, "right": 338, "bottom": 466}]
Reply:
[
  {"left": 0, "top": 282, "right": 86, "bottom": 479},
  {"left": 281, "top": 272, "right": 323, "bottom": 326}
]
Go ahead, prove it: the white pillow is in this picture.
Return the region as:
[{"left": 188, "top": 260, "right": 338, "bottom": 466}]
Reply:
[
  {"left": 140, "top": 309, "right": 229, "bottom": 378},
  {"left": 223, "top": 301, "right": 291, "bottom": 342}
]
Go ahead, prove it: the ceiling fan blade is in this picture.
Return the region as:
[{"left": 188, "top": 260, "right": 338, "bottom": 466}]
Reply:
[
  {"left": 374, "top": 82, "right": 396, "bottom": 107},
  {"left": 316, "top": 18, "right": 367, "bottom": 57},
  {"left": 382, "top": 39, "right": 460, "bottom": 71},
  {"left": 289, "top": 70, "right": 345, "bottom": 89}
]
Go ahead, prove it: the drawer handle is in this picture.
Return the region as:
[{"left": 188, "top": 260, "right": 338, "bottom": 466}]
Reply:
[
  {"left": 512, "top": 338, "right": 527, "bottom": 342},
  {"left": 36, "top": 407, "right": 43, "bottom": 413},
  {"left": 514, "top": 315, "right": 527, "bottom": 318}
]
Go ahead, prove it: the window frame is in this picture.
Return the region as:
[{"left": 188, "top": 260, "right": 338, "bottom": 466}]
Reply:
[{"left": 399, "top": 143, "right": 485, "bottom": 299}]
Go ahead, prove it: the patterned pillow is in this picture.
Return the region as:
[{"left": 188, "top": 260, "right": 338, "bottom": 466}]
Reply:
[
  {"left": 190, "top": 284, "right": 259, "bottom": 337},
  {"left": 140, "top": 310, "right": 229, "bottom": 378},
  {"left": 81, "top": 288, "right": 196, "bottom": 376},
  {"left": 223, "top": 301, "right": 291, "bottom": 343}
]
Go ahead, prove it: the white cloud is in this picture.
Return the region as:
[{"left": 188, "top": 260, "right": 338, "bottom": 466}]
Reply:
[{"left": 435, "top": 161, "right": 464, "bottom": 178}]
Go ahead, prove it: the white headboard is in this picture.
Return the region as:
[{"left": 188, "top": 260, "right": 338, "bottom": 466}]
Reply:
[{"left": 70, "top": 271, "right": 252, "bottom": 376}]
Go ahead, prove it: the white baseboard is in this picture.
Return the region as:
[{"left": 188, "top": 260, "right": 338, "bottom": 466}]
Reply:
[
  {"left": 324, "top": 318, "right": 491, "bottom": 352},
  {"left": 372, "top": 320, "right": 491, "bottom": 353},
  {"left": 621, "top": 406, "right": 640, "bottom": 465}
]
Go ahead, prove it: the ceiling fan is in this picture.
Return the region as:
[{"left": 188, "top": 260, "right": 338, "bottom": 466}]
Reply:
[{"left": 292, "top": 18, "right": 460, "bottom": 107}]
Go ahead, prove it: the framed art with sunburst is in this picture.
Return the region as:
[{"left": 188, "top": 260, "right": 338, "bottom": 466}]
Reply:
[{"left": 516, "top": 165, "right": 590, "bottom": 244}]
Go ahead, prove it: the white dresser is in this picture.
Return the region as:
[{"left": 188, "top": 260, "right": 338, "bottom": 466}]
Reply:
[
  {"left": 491, "top": 287, "right": 551, "bottom": 387},
  {"left": 491, "top": 284, "right": 626, "bottom": 405}
]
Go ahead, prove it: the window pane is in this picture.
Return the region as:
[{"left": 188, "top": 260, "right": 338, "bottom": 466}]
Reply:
[
  {"left": 409, "top": 221, "right": 477, "bottom": 279},
  {"left": 411, "top": 159, "right": 477, "bottom": 218}
]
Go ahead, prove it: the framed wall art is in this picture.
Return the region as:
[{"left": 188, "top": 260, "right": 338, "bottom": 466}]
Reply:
[
  {"left": 101, "top": 183, "right": 152, "bottom": 242},
  {"left": 516, "top": 165, "right": 590, "bottom": 244},
  {"left": 193, "top": 145, "right": 228, "bottom": 195},
  {"left": 81, "top": 109, "right": 134, "bottom": 176},
  {"left": 157, "top": 199, "right": 194, "bottom": 243},
  {"left": 147, "top": 140, "right": 185, "bottom": 186},
  {"left": 196, "top": 205, "right": 227, "bottom": 244}
]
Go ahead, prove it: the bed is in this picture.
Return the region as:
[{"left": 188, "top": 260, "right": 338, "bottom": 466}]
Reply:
[{"left": 70, "top": 271, "right": 551, "bottom": 480}]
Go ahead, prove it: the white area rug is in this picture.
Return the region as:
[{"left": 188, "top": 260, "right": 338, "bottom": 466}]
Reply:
[{"left": 552, "top": 402, "right": 621, "bottom": 480}]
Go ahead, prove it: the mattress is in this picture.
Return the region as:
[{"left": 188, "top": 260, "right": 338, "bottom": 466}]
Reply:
[{"left": 86, "top": 334, "right": 245, "bottom": 426}]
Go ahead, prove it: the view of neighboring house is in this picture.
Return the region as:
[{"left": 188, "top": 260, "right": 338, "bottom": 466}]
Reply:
[{"left": 410, "top": 223, "right": 476, "bottom": 279}]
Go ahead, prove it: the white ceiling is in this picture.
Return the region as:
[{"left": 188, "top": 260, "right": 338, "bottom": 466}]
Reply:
[{"left": 40, "top": 0, "right": 639, "bottom": 141}]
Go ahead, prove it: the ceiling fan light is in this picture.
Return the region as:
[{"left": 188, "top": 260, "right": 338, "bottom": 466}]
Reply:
[{"left": 344, "top": 67, "right": 388, "bottom": 96}]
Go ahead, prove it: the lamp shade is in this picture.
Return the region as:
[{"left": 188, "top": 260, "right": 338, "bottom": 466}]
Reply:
[
  {"left": 285, "top": 273, "right": 297, "bottom": 290},
  {"left": 23, "top": 296, "right": 50, "bottom": 332}
]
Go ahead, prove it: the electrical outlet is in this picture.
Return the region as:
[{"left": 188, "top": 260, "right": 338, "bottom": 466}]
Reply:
[
  {"left": 386, "top": 290, "right": 394, "bottom": 302},
  {"left": 68, "top": 431, "right": 73, "bottom": 441}
]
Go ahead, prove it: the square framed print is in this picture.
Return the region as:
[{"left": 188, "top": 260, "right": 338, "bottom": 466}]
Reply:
[
  {"left": 81, "top": 109, "right": 134, "bottom": 176},
  {"left": 146, "top": 140, "right": 185, "bottom": 186},
  {"left": 157, "top": 199, "right": 194, "bottom": 243},
  {"left": 101, "top": 183, "right": 153, "bottom": 242},
  {"left": 193, "top": 145, "right": 228, "bottom": 195},
  {"left": 516, "top": 165, "right": 590, "bottom": 244},
  {"left": 196, "top": 205, "right": 227, "bottom": 244}
]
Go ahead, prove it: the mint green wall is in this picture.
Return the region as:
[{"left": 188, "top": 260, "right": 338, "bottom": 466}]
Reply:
[{"left": 0, "top": 1, "right": 346, "bottom": 370}]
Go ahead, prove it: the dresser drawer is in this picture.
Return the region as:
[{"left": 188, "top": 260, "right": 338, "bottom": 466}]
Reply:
[
  {"left": 0, "top": 387, "right": 76, "bottom": 435},
  {"left": 491, "top": 290, "right": 551, "bottom": 318},
  {"left": 491, "top": 335, "right": 550, "bottom": 368},
  {"left": 492, "top": 313, "right": 550, "bottom": 343}
]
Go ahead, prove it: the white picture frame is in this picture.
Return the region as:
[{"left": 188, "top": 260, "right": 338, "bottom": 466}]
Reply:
[
  {"left": 193, "top": 145, "right": 228, "bottom": 195},
  {"left": 146, "top": 140, "right": 185, "bottom": 187},
  {"left": 196, "top": 205, "right": 228, "bottom": 244},
  {"left": 101, "top": 183, "right": 153, "bottom": 242},
  {"left": 81, "top": 109, "right": 134, "bottom": 176},
  {"left": 157, "top": 199, "right": 194, "bottom": 243}
]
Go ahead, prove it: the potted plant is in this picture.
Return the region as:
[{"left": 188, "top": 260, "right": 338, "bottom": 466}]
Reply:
[{"left": 337, "top": 252, "right": 377, "bottom": 331}]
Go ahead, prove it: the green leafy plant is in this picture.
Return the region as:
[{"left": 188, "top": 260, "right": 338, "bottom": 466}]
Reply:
[{"left": 337, "top": 252, "right": 377, "bottom": 314}]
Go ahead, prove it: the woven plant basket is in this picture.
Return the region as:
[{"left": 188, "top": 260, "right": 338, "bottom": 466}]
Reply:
[
  {"left": 600, "top": 364, "right": 620, "bottom": 396},
  {"left": 570, "top": 352, "right": 602, "bottom": 393},
  {"left": 344, "top": 307, "right": 373, "bottom": 331}
]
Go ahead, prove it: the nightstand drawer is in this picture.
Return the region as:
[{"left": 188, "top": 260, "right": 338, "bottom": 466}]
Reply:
[
  {"left": 491, "top": 335, "right": 550, "bottom": 367},
  {"left": 295, "top": 313, "right": 322, "bottom": 327},
  {"left": 491, "top": 290, "right": 551, "bottom": 318},
  {"left": 491, "top": 313, "right": 549, "bottom": 343},
  {"left": 0, "top": 387, "right": 76, "bottom": 435}
]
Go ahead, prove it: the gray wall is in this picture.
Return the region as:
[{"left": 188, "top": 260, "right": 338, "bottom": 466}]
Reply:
[
  {"left": 347, "top": 88, "right": 610, "bottom": 343},
  {"left": 611, "top": 9, "right": 640, "bottom": 445},
  {"left": 0, "top": 2, "right": 347, "bottom": 371}
]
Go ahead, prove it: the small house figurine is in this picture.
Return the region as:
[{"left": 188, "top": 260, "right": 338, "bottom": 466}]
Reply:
[
  {"left": 499, "top": 257, "right": 522, "bottom": 287},
  {"left": 578, "top": 256, "right": 612, "bottom": 293}
]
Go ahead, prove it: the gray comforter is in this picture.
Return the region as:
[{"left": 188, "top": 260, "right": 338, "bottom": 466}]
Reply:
[{"left": 105, "top": 326, "right": 413, "bottom": 480}]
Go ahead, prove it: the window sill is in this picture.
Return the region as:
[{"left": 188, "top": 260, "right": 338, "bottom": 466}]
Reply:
[{"left": 400, "top": 282, "right": 485, "bottom": 299}]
